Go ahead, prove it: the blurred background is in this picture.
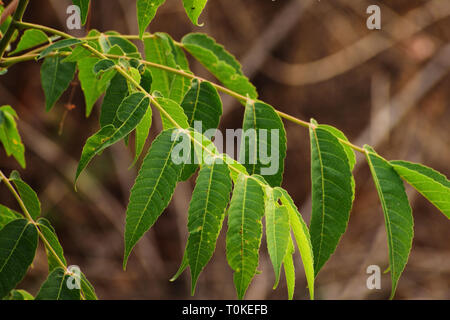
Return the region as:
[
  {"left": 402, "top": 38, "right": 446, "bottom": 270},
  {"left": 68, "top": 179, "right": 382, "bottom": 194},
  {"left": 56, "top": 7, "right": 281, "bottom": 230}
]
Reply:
[{"left": 0, "top": 0, "right": 449, "bottom": 299}]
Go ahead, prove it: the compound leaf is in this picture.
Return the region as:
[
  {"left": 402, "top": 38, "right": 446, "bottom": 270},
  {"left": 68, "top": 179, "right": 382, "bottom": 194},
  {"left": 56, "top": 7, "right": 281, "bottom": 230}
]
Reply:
[
  {"left": 187, "top": 160, "right": 232, "bottom": 294},
  {"left": 226, "top": 173, "right": 265, "bottom": 299},
  {"left": 391, "top": 160, "right": 450, "bottom": 219},
  {"left": 364, "top": 145, "right": 413, "bottom": 299},
  {"left": 124, "top": 129, "right": 185, "bottom": 268},
  {"left": 309, "top": 123, "right": 353, "bottom": 276},
  {"left": 0, "top": 219, "right": 38, "bottom": 299}
]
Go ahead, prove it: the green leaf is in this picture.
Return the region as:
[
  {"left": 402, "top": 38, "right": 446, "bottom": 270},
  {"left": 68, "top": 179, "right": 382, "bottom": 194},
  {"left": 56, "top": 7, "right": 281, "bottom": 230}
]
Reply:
[
  {"left": 80, "top": 272, "right": 97, "bottom": 300},
  {"left": 40, "top": 56, "right": 76, "bottom": 112},
  {"left": 3, "top": 289, "right": 34, "bottom": 300},
  {"left": 144, "top": 33, "right": 191, "bottom": 103},
  {"left": 226, "top": 174, "right": 265, "bottom": 299},
  {"left": 10, "top": 176, "right": 41, "bottom": 220},
  {"left": 182, "top": 33, "right": 257, "bottom": 99},
  {"left": 124, "top": 129, "right": 186, "bottom": 268},
  {"left": 182, "top": 0, "right": 208, "bottom": 26},
  {"left": 10, "top": 29, "right": 49, "bottom": 55},
  {"left": 155, "top": 97, "right": 189, "bottom": 129},
  {"left": 35, "top": 267, "right": 80, "bottom": 300},
  {"left": 240, "top": 101, "right": 286, "bottom": 187},
  {"left": 364, "top": 145, "right": 413, "bottom": 299},
  {"left": 93, "top": 59, "right": 115, "bottom": 74},
  {"left": 133, "top": 105, "right": 153, "bottom": 166},
  {"left": 99, "top": 32, "right": 141, "bottom": 58},
  {"left": 37, "top": 218, "right": 66, "bottom": 272},
  {"left": 170, "top": 245, "right": 189, "bottom": 282},
  {"left": 100, "top": 73, "right": 129, "bottom": 127},
  {"left": 179, "top": 79, "right": 223, "bottom": 181},
  {"left": 278, "top": 188, "right": 315, "bottom": 300},
  {"left": 0, "top": 106, "right": 25, "bottom": 167},
  {"left": 0, "top": 219, "right": 38, "bottom": 299},
  {"left": 0, "top": 205, "right": 22, "bottom": 230},
  {"left": 37, "top": 38, "right": 83, "bottom": 60},
  {"left": 264, "top": 187, "right": 289, "bottom": 289},
  {"left": 222, "top": 154, "right": 249, "bottom": 183},
  {"left": 391, "top": 160, "right": 450, "bottom": 219},
  {"left": 283, "top": 237, "right": 295, "bottom": 300},
  {"left": 187, "top": 160, "right": 232, "bottom": 294},
  {"left": 309, "top": 123, "right": 353, "bottom": 276},
  {"left": 77, "top": 57, "right": 116, "bottom": 116},
  {"left": 136, "top": 0, "right": 166, "bottom": 38},
  {"left": 72, "top": 0, "right": 90, "bottom": 25},
  {"left": 75, "top": 93, "right": 150, "bottom": 182}
]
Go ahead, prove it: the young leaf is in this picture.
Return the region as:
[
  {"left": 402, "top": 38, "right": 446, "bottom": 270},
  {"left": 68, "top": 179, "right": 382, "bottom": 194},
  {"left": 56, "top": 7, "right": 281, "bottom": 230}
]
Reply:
[
  {"left": 77, "top": 57, "right": 116, "bottom": 116},
  {"left": 179, "top": 79, "right": 223, "bottom": 181},
  {"left": 278, "top": 188, "right": 315, "bottom": 300},
  {"left": 182, "top": 0, "right": 208, "bottom": 26},
  {"left": 364, "top": 145, "right": 414, "bottom": 299},
  {"left": 226, "top": 173, "right": 265, "bottom": 299},
  {"left": 37, "top": 218, "right": 66, "bottom": 272},
  {"left": 40, "top": 56, "right": 76, "bottom": 112},
  {"left": 72, "top": 0, "right": 90, "bottom": 25},
  {"left": 0, "top": 205, "right": 22, "bottom": 230},
  {"left": 75, "top": 93, "right": 150, "bottom": 182},
  {"left": 10, "top": 176, "right": 41, "bottom": 220},
  {"left": 37, "top": 38, "right": 83, "bottom": 60},
  {"left": 0, "top": 219, "right": 38, "bottom": 299},
  {"left": 283, "top": 237, "right": 296, "bottom": 300},
  {"left": 309, "top": 123, "right": 353, "bottom": 276},
  {"left": 136, "top": 0, "right": 166, "bottom": 38},
  {"left": 35, "top": 267, "right": 80, "bottom": 300},
  {"left": 124, "top": 129, "right": 186, "bottom": 268},
  {"left": 240, "top": 101, "right": 287, "bottom": 187},
  {"left": 10, "top": 29, "right": 49, "bottom": 55},
  {"left": 182, "top": 33, "right": 257, "bottom": 99},
  {"left": 0, "top": 106, "right": 25, "bottom": 167},
  {"left": 144, "top": 33, "right": 190, "bottom": 103},
  {"left": 264, "top": 187, "right": 290, "bottom": 289},
  {"left": 187, "top": 160, "right": 232, "bottom": 294},
  {"left": 155, "top": 97, "right": 189, "bottom": 129},
  {"left": 391, "top": 160, "right": 450, "bottom": 219}
]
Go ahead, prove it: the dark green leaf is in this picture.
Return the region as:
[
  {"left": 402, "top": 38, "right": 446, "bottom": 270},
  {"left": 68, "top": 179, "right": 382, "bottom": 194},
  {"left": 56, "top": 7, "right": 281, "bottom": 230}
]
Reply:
[
  {"left": 10, "top": 177, "right": 41, "bottom": 220},
  {"left": 35, "top": 267, "right": 80, "bottom": 300},
  {"left": 0, "top": 205, "right": 22, "bottom": 230},
  {"left": 100, "top": 73, "right": 129, "bottom": 127},
  {"left": 37, "top": 218, "right": 66, "bottom": 272},
  {"left": 37, "top": 38, "right": 83, "bottom": 60},
  {"left": 72, "top": 0, "right": 90, "bottom": 25},
  {"left": 93, "top": 59, "right": 115, "bottom": 74}
]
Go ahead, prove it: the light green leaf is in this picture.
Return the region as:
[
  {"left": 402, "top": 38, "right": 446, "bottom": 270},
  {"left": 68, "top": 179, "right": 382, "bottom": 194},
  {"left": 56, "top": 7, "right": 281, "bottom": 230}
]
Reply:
[
  {"left": 0, "top": 106, "right": 25, "bottom": 167},
  {"left": 309, "top": 123, "right": 353, "bottom": 276},
  {"left": 391, "top": 160, "right": 450, "bottom": 219},
  {"left": 187, "top": 160, "right": 232, "bottom": 294},
  {"left": 0, "top": 205, "right": 22, "bottom": 230},
  {"left": 35, "top": 267, "right": 80, "bottom": 300},
  {"left": 0, "top": 219, "right": 38, "bottom": 299},
  {"left": 182, "top": 33, "right": 257, "bottom": 99},
  {"left": 364, "top": 145, "right": 413, "bottom": 299},
  {"left": 183, "top": 0, "right": 208, "bottom": 26},
  {"left": 221, "top": 154, "right": 249, "bottom": 183},
  {"left": 37, "top": 218, "right": 66, "bottom": 272},
  {"left": 155, "top": 97, "right": 189, "bottom": 129},
  {"left": 124, "top": 129, "right": 186, "bottom": 268},
  {"left": 179, "top": 79, "right": 223, "bottom": 181},
  {"left": 240, "top": 100, "right": 286, "bottom": 187},
  {"left": 10, "top": 176, "right": 41, "bottom": 220},
  {"left": 10, "top": 29, "right": 49, "bottom": 55},
  {"left": 278, "top": 188, "right": 315, "bottom": 300},
  {"left": 226, "top": 173, "right": 265, "bottom": 299},
  {"left": 37, "top": 38, "right": 83, "bottom": 60},
  {"left": 75, "top": 93, "right": 150, "bottom": 182},
  {"left": 40, "top": 56, "right": 76, "bottom": 112},
  {"left": 136, "top": 0, "right": 166, "bottom": 38},
  {"left": 72, "top": 0, "right": 90, "bottom": 25},
  {"left": 144, "top": 32, "right": 191, "bottom": 103},
  {"left": 77, "top": 57, "right": 116, "bottom": 116},
  {"left": 264, "top": 187, "right": 289, "bottom": 289},
  {"left": 283, "top": 237, "right": 295, "bottom": 300}
]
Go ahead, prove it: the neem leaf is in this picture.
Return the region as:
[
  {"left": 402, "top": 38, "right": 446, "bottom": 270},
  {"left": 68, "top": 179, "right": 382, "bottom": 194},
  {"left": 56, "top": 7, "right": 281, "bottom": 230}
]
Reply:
[
  {"left": 182, "top": 0, "right": 208, "bottom": 26},
  {"left": 0, "top": 106, "right": 25, "bottom": 167},
  {"left": 10, "top": 29, "right": 49, "bottom": 55},
  {"left": 35, "top": 267, "right": 80, "bottom": 300},
  {"left": 137, "top": 0, "right": 166, "bottom": 39}
]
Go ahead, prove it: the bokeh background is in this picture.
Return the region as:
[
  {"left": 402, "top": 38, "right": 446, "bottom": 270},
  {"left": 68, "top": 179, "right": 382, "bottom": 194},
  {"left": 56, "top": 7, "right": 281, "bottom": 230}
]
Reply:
[{"left": 0, "top": 0, "right": 449, "bottom": 299}]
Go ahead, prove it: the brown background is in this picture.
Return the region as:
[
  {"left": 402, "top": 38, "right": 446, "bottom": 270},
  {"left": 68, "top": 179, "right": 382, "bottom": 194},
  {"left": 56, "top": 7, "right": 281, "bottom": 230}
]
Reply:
[{"left": 0, "top": 0, "right": 449, "bottom": 299}]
